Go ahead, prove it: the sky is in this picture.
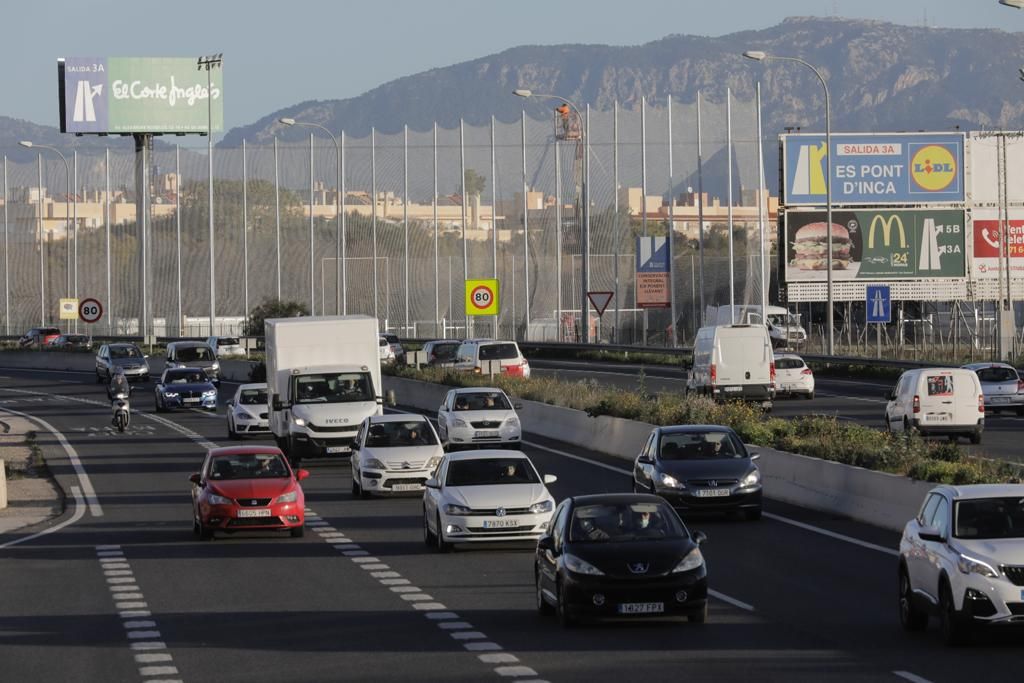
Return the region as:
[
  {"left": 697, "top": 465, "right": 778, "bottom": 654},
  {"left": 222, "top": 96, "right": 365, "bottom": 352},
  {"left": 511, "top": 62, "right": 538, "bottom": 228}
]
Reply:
[{"left": 3, "top": 0, "right": 1021, "bottom": 133}]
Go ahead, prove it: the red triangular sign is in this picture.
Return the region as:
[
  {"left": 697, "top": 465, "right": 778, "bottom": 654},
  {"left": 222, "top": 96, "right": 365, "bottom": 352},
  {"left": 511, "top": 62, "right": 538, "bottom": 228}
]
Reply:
[{"left": 587, "top": 291, "right": 614, "bottom": 316}]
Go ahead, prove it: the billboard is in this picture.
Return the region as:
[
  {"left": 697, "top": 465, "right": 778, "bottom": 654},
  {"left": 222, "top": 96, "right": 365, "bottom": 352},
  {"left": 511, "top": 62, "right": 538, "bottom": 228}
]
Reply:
[
  {"left": 636, "top": 236, "right": 670, "bottom": 308},
  {"left": 784, "top": 209, "right": 965, "bottom": 282},
  {"left": 59, "top": 57, "right": 222, "bottom": 134},
  {"left": 783, "top": 133, "right": 964, "bottom": 205},
  {"left": 971, "top": 209, "right": 1024, "bottom": 280}
]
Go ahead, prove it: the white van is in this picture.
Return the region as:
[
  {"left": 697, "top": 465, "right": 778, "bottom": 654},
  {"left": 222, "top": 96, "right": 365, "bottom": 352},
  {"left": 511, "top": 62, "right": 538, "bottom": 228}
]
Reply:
[
  {"left": 884, "top": 368, "right": 984, "bottom": 444},
  {"left": 687, "top": 325, "right": 775, "bottom": 408}
]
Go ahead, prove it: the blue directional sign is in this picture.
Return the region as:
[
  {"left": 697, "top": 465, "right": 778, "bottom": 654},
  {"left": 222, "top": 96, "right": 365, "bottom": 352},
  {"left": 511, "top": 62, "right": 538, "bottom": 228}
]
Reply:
[{"left": 865, "top": 285, "right": 891, "bottom": 324}]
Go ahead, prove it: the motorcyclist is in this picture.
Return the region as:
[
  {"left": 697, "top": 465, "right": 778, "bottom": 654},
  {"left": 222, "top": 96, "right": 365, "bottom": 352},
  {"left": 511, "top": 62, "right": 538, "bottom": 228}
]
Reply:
[{"left": 108, "top": 366, "right": 131, "bottom": 401}]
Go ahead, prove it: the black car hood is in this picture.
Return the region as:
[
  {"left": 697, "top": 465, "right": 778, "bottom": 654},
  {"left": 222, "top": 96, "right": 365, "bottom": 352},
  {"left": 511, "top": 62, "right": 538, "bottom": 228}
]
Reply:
[
  {"left": 657, "top": 457, "right": 753, "bottom": 482},
  {"left": 159, "top": 382, "right": 215, "bottom": 393},
  {"left": 570, "top": 538, "right": 697, "bottom": 579}
]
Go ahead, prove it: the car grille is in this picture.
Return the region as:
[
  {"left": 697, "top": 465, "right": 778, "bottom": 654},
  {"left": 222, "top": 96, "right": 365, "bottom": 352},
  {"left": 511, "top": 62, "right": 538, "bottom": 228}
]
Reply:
[
  {"left": 308, "top": 423, "right": 355, "bottom": 433},
  {"left": 1002, "top": 565, "right": 1024, "bottom": 586},
  {"left": 173, "top": 390, "right": 204, "bottom": 399},
  {"left": 463, "top": 506, "right": 532, "bottom": 517},
  {"left": 471, "top": 420, "right": 503, "bottom": 429},
  {"left": 382, "top": 477, "right": 428, "bottom": 489},
  {"left": 686, "top": 479, "right": 738, "bottom": 487},
  {"left": 1007, "top": 603, "right": 1024, "bottom": 616},
  {"left": 227, "top": 517, "right": 283, "bottom": 527},
  {"left": 236, "top": 498, "right": 272, "bottom": 507}
]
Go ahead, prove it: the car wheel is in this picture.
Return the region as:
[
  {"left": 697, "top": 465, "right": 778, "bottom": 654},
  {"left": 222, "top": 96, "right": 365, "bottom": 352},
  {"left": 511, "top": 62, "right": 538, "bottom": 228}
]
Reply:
[
  {"left": 903, "top": 419, "right": 916, "bottom": 436},
  {"left": 805, "top": 391, "right": 814, "bottom": 400},
  {"left": 939, "top": 582, "right": 969, "bottom": 646},
  {"left": 357, "top": 473, "right": 370, "bottom": 500},
  {"left": 687, "top": 602, "right": 709, "bottom": 624},
  {"left": 1017, "top": 407, "right": 1024, "bottom": 417},
  {"left": 969, "top": 430, "right": 982, "bottom": 445},
  {"left": 744, "top": 507, "right": 762, "bottom": 521},
  {"left": 556, "top": 580, "right": 575, "bottom": 628},
  {"left": 95, "top": 370, "right": 103, "bottom": 384},
  {"left": 192, "top": 514, "right": 201, "bottom": 537},
  {"left": 899, "top": 567, "right": 928, "bottom": 632},
  {"left": 290, "top": 525, "right": 305, "bottom": 538},
  {"left": 154, "top": 394, "right": 164, "bottom": 413},
  {"left": 435, "top": 513, "right": 450, "bottom": 553},
  {"left": 228, "top": 418, "right": 237, "bottom": 440},
  {"left": 536, "top": 566, "right": 554, "bottom": 616},
  {"left": 199, "top": 521, "right": 214, "bottom": 541},
  {"left": 423, "top": 507, "right": 436, "bottom": 547}
]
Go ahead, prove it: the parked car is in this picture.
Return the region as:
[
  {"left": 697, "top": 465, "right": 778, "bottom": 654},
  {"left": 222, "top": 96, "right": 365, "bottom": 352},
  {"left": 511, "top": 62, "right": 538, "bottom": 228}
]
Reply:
[
  {"left": 535, "top": 493, "right": 708, "bottom": 627},
  {"left": 166, "top": 341, "right": 220, "bottom": 384},
  {"left": 226, "top": 383, "right": 270, "bottom": 439},
  {"left": 436, "top": 387, "right": 522, "bottom": 450},
  {"left": 422, "top": 339, "right": 462, "bottom": 367},
  {"left": 687, "top": 324, "right": 775, "bottom": 409},
  {"left": 206, "top": 335, "right": 244, "bottom": 358},
  {"left": 885, "top": 368, "right": 984, "bottom": 444},
  {"left": 773, "top": 353, "right": 814, "bottom": 400},
  {"left": 898, "top": 484, "right": 1024, "bottom": 645},
  {"left": 95, "top": 343, "right": 150, "bottom": 383},
  {"left": 632, "top": 425, "right": 762, "bottom": 520},
  {"left": 962, "top": 362, "right": 1024, "bottom": 416},
  {"left": 190, "top": 445, "right": 308, "bottom": 540},
  {"left": 423, "top": 450, "right": 556, "bottom": 551},
  {"left": 47, "top": 334, "right": 92, "bottom": 351},
  {"left": 19, "top": 327, "right": 60, "bottom": 348},
  {"left": 350, "top": 414, "right": 444, "bottom": 497},
  {"left": 155, "top": 367, "right": 218, "bottom": 412},
  {"left": 381, "top": 333, "right": 406, "bottom": 364},
  {"left": 378, "top": 336, "right": 396, "bottom": 364},
  {"left": 452, "top": 339, "right": 531, "bottom": 378}
]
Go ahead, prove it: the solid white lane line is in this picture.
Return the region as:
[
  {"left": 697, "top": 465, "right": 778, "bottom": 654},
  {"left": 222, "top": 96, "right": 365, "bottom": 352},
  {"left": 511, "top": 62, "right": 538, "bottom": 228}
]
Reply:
[
  {"left": 0, "top": 485, "right": 86, "bottom": 549},
  {"left": 893, "top": 672, "right": 934, "bottom": 683},
  {"left": 763, "top": 512, "right": 899, "bottom": 557}
]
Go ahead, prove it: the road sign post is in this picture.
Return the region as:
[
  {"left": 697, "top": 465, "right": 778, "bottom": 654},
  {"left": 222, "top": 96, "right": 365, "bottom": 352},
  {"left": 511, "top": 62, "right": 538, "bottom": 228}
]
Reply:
[
  {"left": 865, "top": 285, "right": 891, "bottom": 359},
  {"left": 587, "top": 291, "right": 614, "bottom": 341}
]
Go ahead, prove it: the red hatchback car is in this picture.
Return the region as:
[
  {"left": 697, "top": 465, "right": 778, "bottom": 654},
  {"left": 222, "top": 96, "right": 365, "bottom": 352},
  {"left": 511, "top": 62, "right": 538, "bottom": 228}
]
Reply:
[{"left": 190, "top": 446, "right": 309, "bottom": 540}]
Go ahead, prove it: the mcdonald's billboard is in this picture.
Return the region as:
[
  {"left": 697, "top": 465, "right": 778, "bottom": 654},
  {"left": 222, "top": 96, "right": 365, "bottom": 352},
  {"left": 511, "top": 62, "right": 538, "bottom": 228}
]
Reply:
[
  {"left": 58, "top": 57, "right": 223, "bottom": 135},
  {"left": 783, "top": 209, "right": 965, "bottom": 282}
]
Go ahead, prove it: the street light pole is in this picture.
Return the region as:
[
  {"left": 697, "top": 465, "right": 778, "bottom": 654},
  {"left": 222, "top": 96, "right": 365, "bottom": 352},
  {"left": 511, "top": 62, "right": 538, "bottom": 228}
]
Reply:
[
  {"left": 512, "top": 89, "right": 590, "bottom": 343},
  {"left": 743, "top": 51, "right": 834, "bottom": 355},
  {"left": 198, "top": 53, "right": 222, "bottom": 336},
  {"left": 19, "top": 142, "right": 70, "bottom": 298}
]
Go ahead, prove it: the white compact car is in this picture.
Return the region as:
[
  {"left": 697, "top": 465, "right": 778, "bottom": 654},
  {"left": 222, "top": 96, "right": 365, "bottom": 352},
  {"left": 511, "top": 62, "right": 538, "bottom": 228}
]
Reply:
[
  {"left": 351, "top": 414, "right": 444, "bottom": 497},
  {"left": 962, "top": 362, "right": 1024, "bottom": 415},
  {"left": 206, "top": 335, "right": 245, "bottom": 358},
  {"left": 898, "top": 484, "right": 1024, "bottom": 645},
  {"left": 437, "top": 387, "right": 523, "bottom": 450},
  {"left": 226, "top": 383, "right": 270, "bottom": 439},
  {"left": 773, "top": 353, "right": 814, "bottom": 399},
  {"left": 422, "top": 450, "right": 556, "bottom": 551},
  {"left": 378, "top": 336, "right": 396, "bottom": 364}
]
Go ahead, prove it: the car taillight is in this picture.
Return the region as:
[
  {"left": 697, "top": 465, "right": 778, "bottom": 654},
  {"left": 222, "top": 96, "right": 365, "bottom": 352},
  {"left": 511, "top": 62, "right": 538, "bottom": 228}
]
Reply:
[
  {"left": 801, "top": 368, "right": 813, "bottom": 375},
  {"left": 912, "top": 395, "right": 920, "bottom": 414},
  {"left": 769, "top": 362, "right": 776, "bottom": 385},
  {"left": 709, "top": 364, "right": 717, "bottom": 385},
  {"left": 979, "top": 394, "right": 985, "bottom": 413},
  {"left": 1017, "top": 379, "right": 1024, "bottom": 394}
]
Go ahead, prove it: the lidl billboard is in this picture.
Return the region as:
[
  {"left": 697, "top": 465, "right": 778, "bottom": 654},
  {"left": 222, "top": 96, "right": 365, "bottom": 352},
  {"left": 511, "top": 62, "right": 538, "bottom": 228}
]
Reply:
[
  {"left": 783, "top": 133, "right": 964, "bottom": 205},
  {"left": 59, "top": 57, "right": 222, "bottom": 134}
]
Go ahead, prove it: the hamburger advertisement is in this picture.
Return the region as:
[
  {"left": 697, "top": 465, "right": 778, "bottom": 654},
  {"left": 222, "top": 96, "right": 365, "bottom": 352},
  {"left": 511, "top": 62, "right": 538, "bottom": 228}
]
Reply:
[{"left": 783, "top": 209, "right": 966, "bottom": 282}]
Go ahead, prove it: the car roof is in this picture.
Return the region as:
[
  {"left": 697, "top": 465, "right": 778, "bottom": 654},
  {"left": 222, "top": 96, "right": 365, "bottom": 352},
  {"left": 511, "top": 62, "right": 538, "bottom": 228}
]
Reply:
[
  {"left": 934, "top": 483, "right": 1024, "bottom": 500},
  {"left": 658, "top": 424, "right": 737, "bottom": 435},
  {"left": 445, "top": 449, "right": 529, "bottom": 461},
  {"left": 208, "top": 445, "right": 285, "bottom": 458},
  {"left": 169, "top": 340, "right": 210, "bottom": 348},
  {"left": 238, "top": 383, "right": 267, "bottom": 390},
  {"left": 451, "top": 386, "right": 506, "bottom": 395},
  {"left": 108, "top": 342, "right": 139, "bottom": 349},
  {"left": 961, "top": 362, "right": 1015, "bottom": 371},
  {"left": 164, "top": 366, "right": 209, "bottom": 374},
  {"left": 773, "top": 352, "right": 803, "bottom": 360},
  {"left": 427, "top": 339, "right": 461, "bottom": 344},
  {"left": 369, "top": 413, "right": 429, "bottom": 424},
  {"left": 570, "top": 492, "right": 667, "bottom": 506}
]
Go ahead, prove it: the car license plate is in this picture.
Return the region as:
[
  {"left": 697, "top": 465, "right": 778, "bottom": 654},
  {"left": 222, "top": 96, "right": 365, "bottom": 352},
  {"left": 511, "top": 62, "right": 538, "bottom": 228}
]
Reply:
[
  {"left": 391, "top": 483, "right": 421, "bottom": 491},
  {"left": 183, "top": 397, "right": 200, "bottom": 404},
  {"left": 782, "top": 383, "right": 796, "bottom": 391},
  {"left": 237, "top": 509, "right": 272, "bottom": 518},
  {"left": 927, "top": 413, "right": 951, "bottom": 423},
  {"left": 617, "top": 602, "right": 664, "bottom": 614},
  {"left": 474, "top": 431, "right": 499, "bottom": 438},
  {"left": 326, "top": 446, "right": 351, "bottom": 454},
  {"left": 991, "top": 397, "right": 1009, "bottom": 403},
  {"left": 482, "top": 519, "right": 518, "bottom": 529},
  {"left": 723, "top": 386, "right": 742, "bottom": 392},
  {"left": 696, "top": 488, "right": 731, "bottom": 498}
]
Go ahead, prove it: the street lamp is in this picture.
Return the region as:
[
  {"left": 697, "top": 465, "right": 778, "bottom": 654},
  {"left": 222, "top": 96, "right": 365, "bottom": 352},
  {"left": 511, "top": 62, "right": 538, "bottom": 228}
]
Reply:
[
  {"left": 198, "top": 53, "right": 222, "bottom": 336},
  {"left": 19, "top": 141, "right": 71, "bottom": 301},
  {"left": 280, "top": 118, "right": 345, "bottom": 315},
  {"left": 513, "top": 88, "right": 591, "bottom": 343},
  {"left": 743, "top": 50, "right": 835, "bottom": 356}
]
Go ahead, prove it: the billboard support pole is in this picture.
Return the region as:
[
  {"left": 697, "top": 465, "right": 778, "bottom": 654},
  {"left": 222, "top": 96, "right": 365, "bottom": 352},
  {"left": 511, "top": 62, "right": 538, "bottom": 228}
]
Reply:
[{"left": 134, "top": 133, "right": 151, "bottom": 344}]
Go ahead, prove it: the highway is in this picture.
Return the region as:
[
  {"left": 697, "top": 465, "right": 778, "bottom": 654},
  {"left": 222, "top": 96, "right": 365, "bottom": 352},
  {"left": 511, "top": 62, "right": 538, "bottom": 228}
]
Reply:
[
  {"left": 529, "top": 359, "right": 1024, "bottom": 462},
  {"left": 0, "top": 366, "right": 1021, "bottom": 683}
]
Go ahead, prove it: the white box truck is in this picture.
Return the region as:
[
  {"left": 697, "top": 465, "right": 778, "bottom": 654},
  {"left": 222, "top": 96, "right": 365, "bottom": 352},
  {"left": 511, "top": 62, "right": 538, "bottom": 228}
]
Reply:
[{"left": 265, "top": 315, "right": 383, "bottom": 463}]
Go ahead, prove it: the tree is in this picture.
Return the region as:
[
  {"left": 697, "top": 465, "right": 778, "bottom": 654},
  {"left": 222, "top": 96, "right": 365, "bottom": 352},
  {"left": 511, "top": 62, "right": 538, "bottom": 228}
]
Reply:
[
  {"left": 460, "top": 169, "right": 486, "bottom": 198},
  {"left": 243, "top": 298, "right": 310, "bottom": 336}
]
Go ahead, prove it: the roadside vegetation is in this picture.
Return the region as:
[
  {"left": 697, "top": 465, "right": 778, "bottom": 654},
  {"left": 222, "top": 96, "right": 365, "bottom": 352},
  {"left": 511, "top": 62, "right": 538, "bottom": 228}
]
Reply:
[{"left": 387, "top": 365, "right": 1021, "bottom": 486}]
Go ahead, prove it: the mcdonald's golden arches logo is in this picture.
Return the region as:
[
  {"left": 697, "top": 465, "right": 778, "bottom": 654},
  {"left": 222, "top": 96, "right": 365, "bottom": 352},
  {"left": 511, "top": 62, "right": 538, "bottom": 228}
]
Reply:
[{"left": 867, "top": 214, "right": 907, "bottom": 249}]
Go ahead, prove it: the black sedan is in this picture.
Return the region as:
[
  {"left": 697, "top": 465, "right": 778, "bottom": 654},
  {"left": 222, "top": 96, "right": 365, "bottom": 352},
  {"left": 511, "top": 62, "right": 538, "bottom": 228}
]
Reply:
[
  {"left": 535, "top": 493, "right": 708, "bottom": 627},
  {"left": 154, "top": 368, "right": 218, "bottom": 412},
  {"left": 632, "top": 425, "right": 762, "bottom": 520}
]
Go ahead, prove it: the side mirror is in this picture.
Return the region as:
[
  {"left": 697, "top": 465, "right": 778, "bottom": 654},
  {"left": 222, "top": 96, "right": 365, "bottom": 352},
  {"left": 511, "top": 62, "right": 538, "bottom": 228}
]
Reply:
[
  {"left": 692, "top": 530, "right": 708, "bottom": 546},
  {"left": 543, "top": 474, "right": 558, "bottom": 485},
  {"left": 295, "top": 469, "right": 310, "bottom": 481},
  {"left": 918, "top": 526, "right": 945, "bottom": 543},
  {"left": 638, "top": 454, "right": 654, "bottom": 464},
  {"left": 386, "top": 389, "right": 397, "bottom": 407},
  {"left": 750, "top": 453, "right": 760, "bottom": 461},
  {"left": 272, "top": 394, "right": 283, "bottom": 411},
  {"left": 189, "top": 473, "right": 202, "bottom": 486},
  {"left": 886, "top": 391, "right": 896, "bottom": 401},
  {"left": 424, "top": 477, "right": 440, "bottom": 489},
  {"left": 350, "top": 441, "right": 360, "bottom": 451},
  {"left": 225, "top": 400, "right": 234, "bottom": 408},
  {"left": 536, "top": 535, "right": 554, "bottom": 552}
]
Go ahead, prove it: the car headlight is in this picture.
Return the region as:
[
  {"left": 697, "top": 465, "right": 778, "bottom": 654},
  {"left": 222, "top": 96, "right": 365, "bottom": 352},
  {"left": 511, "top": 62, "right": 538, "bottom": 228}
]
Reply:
[
  {"left": 163, "top": 391, "right": 180, "bottom": 398},
  {"left": 672, "top": 548, "right": 705, "bottom": 574},
  {"left": 957, "top": 553, "right": 999, "bottom": 578},
  {"left": 529, "top": 500, "right": 553, "bottom": 514},
  {"left": 363, "top": 457, "right": 386, "bottom": 470},
  {"left": 202, "top": 390, "right": 217, "bottom": 398},
  {"left": 444, "top": 503, "right": 472, "bottom": 515},
  {"left": 426, "top": 456, "right": 443, "bottom": 470},
  {"left": 293, "top": 417, "right": 306, "bottom": 427},
  {"left": 208, "top": 493, "right": 232, "bottom": 505},
  {"left": 275, "top": 491, "right": 298, "bottom": 504},
  {"left": 452, "top": 418, "right": 468, "bottom": 428},
  {"left": 659, "top": 472, "right": 681, "bottom": 488},
  {"left": 235, "top": 410, "right": 251, "bottom": 421},
  {"left": 741, "top": 469, "right": 761, "bottom": 487},
  {"left": 564, "top": 553, "right": 604, "bottom": 576},
  {"left": 211, "top": 362, "right": 220, "bottom": 370},
  {"left": 505, "top": 416, "right": 520, "bottom": 427}
]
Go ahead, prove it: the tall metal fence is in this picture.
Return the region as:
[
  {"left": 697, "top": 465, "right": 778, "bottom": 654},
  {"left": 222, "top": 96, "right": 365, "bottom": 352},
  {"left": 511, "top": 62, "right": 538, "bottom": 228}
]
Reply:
[{"left": 0, "top": 94, "right": 772, "bottom": 343}]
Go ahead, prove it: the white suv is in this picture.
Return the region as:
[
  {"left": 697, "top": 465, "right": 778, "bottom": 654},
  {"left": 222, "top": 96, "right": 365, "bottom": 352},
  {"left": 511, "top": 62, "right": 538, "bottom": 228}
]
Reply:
[
  {"left": 898, "top": 484, "right": 1024, "bottom": 645},
  {"left": 452, "top": 340, "right": 530, "bottom": 378}
]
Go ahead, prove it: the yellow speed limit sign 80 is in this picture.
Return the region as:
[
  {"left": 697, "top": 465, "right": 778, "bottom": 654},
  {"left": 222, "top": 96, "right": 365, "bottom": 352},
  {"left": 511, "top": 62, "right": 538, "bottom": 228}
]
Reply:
[{"left": 465, "top": 279, "right": 499, "bottom": 316}]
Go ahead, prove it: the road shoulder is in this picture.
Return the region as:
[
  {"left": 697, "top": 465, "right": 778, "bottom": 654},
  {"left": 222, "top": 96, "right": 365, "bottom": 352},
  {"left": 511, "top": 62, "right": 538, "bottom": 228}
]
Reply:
[{"left": 0, "top": 415, "right": 64, "bottom": 534}]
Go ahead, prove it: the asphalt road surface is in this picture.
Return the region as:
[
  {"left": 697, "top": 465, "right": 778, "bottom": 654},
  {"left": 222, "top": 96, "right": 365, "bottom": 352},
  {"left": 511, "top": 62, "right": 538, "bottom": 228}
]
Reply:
[{"left": 0, "top": 366, "right": 1020, "bottom": 683}]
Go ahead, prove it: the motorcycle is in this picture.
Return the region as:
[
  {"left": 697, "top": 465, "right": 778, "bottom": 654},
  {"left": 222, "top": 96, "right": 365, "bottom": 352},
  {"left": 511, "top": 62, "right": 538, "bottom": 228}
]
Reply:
[{"left": 111, "top": 392, "right": 130, "bottom": 433}]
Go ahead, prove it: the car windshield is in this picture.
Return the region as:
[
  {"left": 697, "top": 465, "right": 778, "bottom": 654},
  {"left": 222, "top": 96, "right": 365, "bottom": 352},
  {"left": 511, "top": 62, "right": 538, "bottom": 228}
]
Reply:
[
  {"left": 774, "top": 357, "right": 804, "bottom": 370},
  {"left": 379, "top": 338, "right": 389, "bottom": 347},
  {"left": 975, "top": 367, "right": 1018, "bottom": 383},
  {"left": 384, "top": 334, "right": 400, "bottom": 344},
  {"left": 239, "top": 389, "right": 267, "bottom": 405},
  {"left": 110, "top": 346, "right": 142, "bottom": 359},
  {"left": 176, "top": 346, "right": 214, "bottom": 362},
  {"left": 479, "top": 343, "right": 519, "bottom": 361},
  {"left": 955, "top": 497, "right": 1024, "bottom": 539},
  {"left": 659, "top": 431, "right": 745, "bottom": 460},
  {"left": 67, "top": 335, "right": 87, "bottom": 342},
  {"left": 208, "top": 453, "right": 290, "bottom": 480},
  {"left": 445, "top": 458, "right": 539, "bottom": 486},
  {"left": 293, "top": 372, "right": 374, "bottom": 404},
  {"left": 569, "top": 502, "right": 686, "bottom": 542},
  {"left": 218, "top": 338, "right": 240, "bottom": 347},
  {"left": 165, "top": 369, "right": 208, "bottom": 384},
  {"left": 365, "top": 420, "right": 438, "bottom": 447},
  {"left": 431, "top": 342, "right": 460, "bottom": 360},
  {"left": 454, "top": 391, "right": 511, "bottom": 411}
]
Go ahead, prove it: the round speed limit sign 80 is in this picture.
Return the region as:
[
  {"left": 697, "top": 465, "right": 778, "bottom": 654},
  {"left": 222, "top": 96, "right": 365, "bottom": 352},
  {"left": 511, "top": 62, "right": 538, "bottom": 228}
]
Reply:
[
  {"left": 464, "top": 279, "right": 499, "bottom": 316},
  {"left": 79, "top": 298, "right": 103, "bottom": 324}
]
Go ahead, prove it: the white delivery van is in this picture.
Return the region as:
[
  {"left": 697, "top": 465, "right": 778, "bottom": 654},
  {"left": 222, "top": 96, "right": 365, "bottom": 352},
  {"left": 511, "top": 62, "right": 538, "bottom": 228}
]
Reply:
[
  {"left": 884, "top": 368, "right": 984, "bottom": 444},
  {"left": 687, "top": 324, "right": 775, "bottom": 408},
  {"left": 705, "top": 305, "right": 807, "bottom": 348},
  {"left": 266, "top": 316, "right": 384, "bottom": 464}
]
